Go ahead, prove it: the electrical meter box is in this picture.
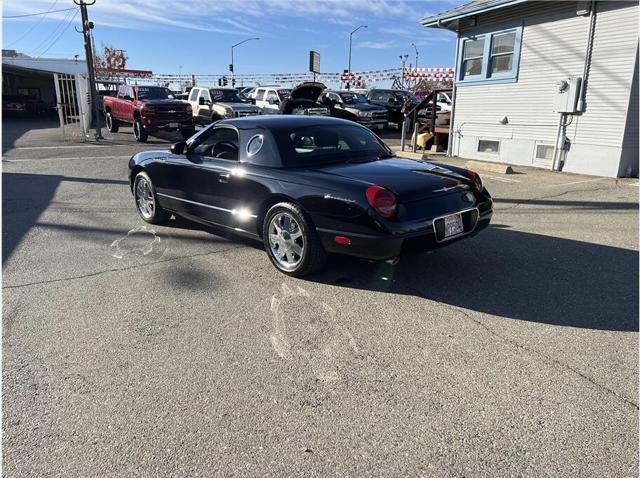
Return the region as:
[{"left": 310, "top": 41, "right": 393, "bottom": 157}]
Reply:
[{"left": 554, "top": 76, "right": 582, "bottom": 113}]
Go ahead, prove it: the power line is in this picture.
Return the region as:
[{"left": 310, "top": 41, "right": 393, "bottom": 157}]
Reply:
[
  {"left": 29, "top": 8, "right": 75, "bottom": 57},
  {"left": 37, "top": 9, "right": 79, "bottom": 58},
  {"left": 6, "top": 0, "right": 60, "bottom": 48},
  {"left": 4, "top": 7, "right": 76, "bottom": 18}
]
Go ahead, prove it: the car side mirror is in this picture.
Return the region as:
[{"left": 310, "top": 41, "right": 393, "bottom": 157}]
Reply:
[{"left": 170, "top": 141, "right": 187, "bottom": 155}]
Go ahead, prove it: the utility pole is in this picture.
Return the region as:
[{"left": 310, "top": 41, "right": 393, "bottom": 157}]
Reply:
[
  {"left": 74, "top": 0, "right": 102, "bottom": 139},
  {"left": 347, "top": 25, "right": 367, "bottom": 90}
]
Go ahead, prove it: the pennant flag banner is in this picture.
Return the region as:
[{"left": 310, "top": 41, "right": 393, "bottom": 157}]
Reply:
[{"left": 115, "top": 66, "right": 454, "bottom": 86}]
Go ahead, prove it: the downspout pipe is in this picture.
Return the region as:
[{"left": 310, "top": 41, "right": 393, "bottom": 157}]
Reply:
[
  {"left": 577, "top": 1, "right": 596, "bottom": 112},
  {"left": 447, "top": 30, "right": 461, "bottom": 157}
]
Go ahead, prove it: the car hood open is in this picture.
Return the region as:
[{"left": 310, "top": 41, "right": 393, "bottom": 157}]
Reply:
[{"left": 290, "top": 82, "right": 326, "bottom": 101}]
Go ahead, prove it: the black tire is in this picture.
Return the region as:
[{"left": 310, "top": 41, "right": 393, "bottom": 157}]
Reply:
[
  {"left": 181, "top": 126, "right": 196, "bottom": 140},
  {"left": 133, "top": 117, "right": 148, "bottom": 143},
  {"left": 105, "top": 112, "right": 119, "bottom": 132},
  {"left": 133, "top": 171, "right": 170, "bottom": 224},
  {"left": 262, "top": 202, "right": 326, "bottom": 277}
]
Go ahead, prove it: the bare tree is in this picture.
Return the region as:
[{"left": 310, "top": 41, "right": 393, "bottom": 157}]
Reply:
[{"left": 94, "top": 43, "right": 128, "bottom": 77}]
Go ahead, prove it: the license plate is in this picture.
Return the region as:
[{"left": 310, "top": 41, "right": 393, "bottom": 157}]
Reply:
[
  {"left": 443, "top": 213, "right": 464, "bottom": 238},
  {"left": 168, "top": 122, "right": 179, "bottom": 128}
]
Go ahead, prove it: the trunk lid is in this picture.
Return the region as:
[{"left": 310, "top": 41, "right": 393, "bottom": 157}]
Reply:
[{"left": 313, "top": 157, "right": 471, "bottom": 202}]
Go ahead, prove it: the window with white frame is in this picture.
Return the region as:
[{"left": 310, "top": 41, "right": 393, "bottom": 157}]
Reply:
[
  {"left": 457, "top": 24, "right": 522, "bottom": 84},
  {"left": 478, "top": 139, "right": 500, "bottom": 154}
]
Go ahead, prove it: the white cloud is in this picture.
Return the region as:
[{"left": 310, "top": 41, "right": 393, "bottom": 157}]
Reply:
[
  {"left": 358, "top": 40, "right": 395, "bottom": 49},
  {"left": 3, "top": 0, "right": 428, "bottom": 34}
]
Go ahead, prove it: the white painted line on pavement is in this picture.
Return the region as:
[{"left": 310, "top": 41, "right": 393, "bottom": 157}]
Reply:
[
  {"left": 482, "top": 174, "right": 520, "bottom": 183},
  {"left": 2, "top": 155, "right": 130, "bottom": 163},
  {"left": 543, "top": 177, "right": 610, "bottom": 187},
  {"left": 12, "top": 145, "right": 108, "bottom": 150}
]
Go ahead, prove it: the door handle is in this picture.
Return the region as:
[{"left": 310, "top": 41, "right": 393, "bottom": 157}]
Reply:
[{"left": 218, "top": 173, "right": 230, "bottom": 183}]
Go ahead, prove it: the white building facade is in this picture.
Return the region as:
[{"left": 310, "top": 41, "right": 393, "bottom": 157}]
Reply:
[
  {"left": 2, "top": 56, "right": 92, "bottom": 140},
  {"left": 423, "top": 0, "right": 639, "bottom": 178}
]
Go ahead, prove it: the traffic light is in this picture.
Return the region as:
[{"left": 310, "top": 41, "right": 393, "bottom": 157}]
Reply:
[
  {"left": 218, "top": 77, "right": 222, "bottom": 86},
  {"left": 229, "top": 63, "right": 234, "bottom": 73},
  {"left": 232, "top": 78, "right": 236, "bottom": 87},
  {"left": 222, "top": 76, "right": 228, "bottom": 86}
]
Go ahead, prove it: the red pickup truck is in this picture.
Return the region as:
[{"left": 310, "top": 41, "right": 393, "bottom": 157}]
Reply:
[{"left": 103, "top": 85, "right": 194, "bottom": 142}]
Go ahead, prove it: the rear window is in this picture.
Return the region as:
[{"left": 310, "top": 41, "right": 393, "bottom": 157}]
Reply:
[
  {"left": 277, "top": 89, "right": 291, "bottom": 100},
  {"left": 273, "top": 124, "right": 392, "bottom": 167},
  {"left": 137, "top": 87, "right": 171, "bottom": 100}
]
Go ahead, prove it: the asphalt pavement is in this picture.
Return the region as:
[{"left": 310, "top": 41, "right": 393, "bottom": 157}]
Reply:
[{"left": 3, "top": 120, "right": 639, "bottom": 476}]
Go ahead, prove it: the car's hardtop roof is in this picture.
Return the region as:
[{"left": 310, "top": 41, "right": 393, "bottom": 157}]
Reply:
[
  {"left": 206, "top": 87, "right": 237, "bottom": 91},
  {"left": 219, "top": 115, "right": 358, "bottom": 130}
]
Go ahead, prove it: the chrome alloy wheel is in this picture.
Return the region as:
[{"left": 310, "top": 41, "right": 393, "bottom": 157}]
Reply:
[
  {"left": 268, "top": 212, "right": 304, "bottom": 270},
  {"left": 135, "top": 177, "right": 155, "bottom": 219}
]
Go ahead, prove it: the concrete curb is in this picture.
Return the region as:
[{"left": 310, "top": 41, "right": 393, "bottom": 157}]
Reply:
[{"left": 465, "top": 160, "right": 515, "bottom": 175}]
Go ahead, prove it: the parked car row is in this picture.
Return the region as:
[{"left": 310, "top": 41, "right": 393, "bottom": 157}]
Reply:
[{"left": 101, "top": 81, "right": 444, "bottom": 142}]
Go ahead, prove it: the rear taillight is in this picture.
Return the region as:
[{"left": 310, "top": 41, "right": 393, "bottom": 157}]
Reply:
[
  {"left": 466, "top": 170, "right": 483, "bottom": 191},
  {"left": 366, "top": 185, "right": 398, "bottom": 219}
]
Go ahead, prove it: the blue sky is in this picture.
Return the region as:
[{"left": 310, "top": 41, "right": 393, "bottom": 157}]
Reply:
[{"left": 3, "top": 0, "right": 462, "bottom": 78}]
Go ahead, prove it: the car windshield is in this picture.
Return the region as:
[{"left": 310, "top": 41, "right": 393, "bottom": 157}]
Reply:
[
  {"left": 278, "top": 89, "right": 292, "bottom": 99},
  {"left": 339, "top": 92, "right": 367, "bottom": 104},
  {"left": 210, "top": 89, "right": 242, "bottom": 102},
  {"left": 137, "top": 87, "right": 172, "bottom": 100},
  {"left": 394, "top": 90, "right": 419, "bottom": 102},
  {"left": 274, "top": 124, "right": 393, "bottom": 167}
]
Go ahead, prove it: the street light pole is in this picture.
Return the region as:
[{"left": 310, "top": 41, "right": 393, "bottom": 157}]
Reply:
[
  {"left": 411, "top": 42, "right": 418, "bottom": 69},
  {"left": 231, "top": 37, "right": 259, "bottom": 86},
  {"left": 347, "top": 25, "right": 367, "bottom": 90},
  {"left": 399, "top": 54, "right": 409, "bottom": 87}
]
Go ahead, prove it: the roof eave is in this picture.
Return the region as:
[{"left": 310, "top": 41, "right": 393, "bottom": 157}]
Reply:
[{"left": 421, "top": 0, "right": 530, "bottom": 29}]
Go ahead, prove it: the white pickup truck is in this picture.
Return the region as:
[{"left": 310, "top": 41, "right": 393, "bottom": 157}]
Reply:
[{"left": 187, "top": 87, "right": 261, "bottom": 124}]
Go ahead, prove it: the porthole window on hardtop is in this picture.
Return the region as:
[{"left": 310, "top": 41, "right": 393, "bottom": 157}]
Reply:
[{"left": 247, "top": 135, "right": 264, "bottom": 156}]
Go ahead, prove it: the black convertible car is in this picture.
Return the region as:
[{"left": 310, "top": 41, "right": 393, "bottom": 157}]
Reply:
[{"left": 128, "top": 116, "right": 492, "bottom": 276}]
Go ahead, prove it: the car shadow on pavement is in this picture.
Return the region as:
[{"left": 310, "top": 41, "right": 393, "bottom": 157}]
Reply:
[{"left": 311, "top": 224, "right": 639, "bottom": 332}]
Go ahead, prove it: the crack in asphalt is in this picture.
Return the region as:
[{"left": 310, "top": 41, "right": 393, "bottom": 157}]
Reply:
[
  {"left": 3, "top": 246, "right": 246, "bottom": 290},
  {"left": 401, "top": 284, "right": 639, "bottom": 411}
]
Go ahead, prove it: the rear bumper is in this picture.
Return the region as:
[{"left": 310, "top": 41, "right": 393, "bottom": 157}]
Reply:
[{"left": 317, "top": 206, "right": 492, "bottom": 260}]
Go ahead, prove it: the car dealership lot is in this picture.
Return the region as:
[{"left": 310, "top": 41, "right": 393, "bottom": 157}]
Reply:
[{"left": 3, "top": 126, "right": 638, "bottom": 476}]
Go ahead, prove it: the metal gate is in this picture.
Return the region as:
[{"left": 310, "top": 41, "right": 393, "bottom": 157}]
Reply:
[{"left": 54, "top": 73, "right": 89, "bottom": 141}]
